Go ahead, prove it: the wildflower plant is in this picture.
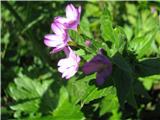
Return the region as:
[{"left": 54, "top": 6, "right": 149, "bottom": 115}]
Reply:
[{"left": 2, "top": 2, "right": 160, "bottom": 120}]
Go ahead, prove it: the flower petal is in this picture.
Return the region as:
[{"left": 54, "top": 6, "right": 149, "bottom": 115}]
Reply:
[
  {"left": 54, "top": 16, "right": 69, "bottom": 25},
  {"left": 76, "top": 55, "right": 81, "bottom": 63},
  {"left": 62, "top": 66, "right": 77, "bottom": 79},
  {"left": 63, "top": 46, "right": 75, "bottom": 58},
  {"left": 44, "top": 34, "right": 63, "bottom": 47},
  {"left": 57, "top": 57, "right": 75, "bottom": 67},
  {"left": 50, "top": 43, "right": 66, "bottom": 53},
  {"left": 57, "top": 46, "right": 80, "bottom": 79},
  {"left": 51, "top": 22, "right": 65, "bottom": 35},
  {"left": 65, "top": 69, "right": 77, "bottom": 79},
  {"left": 78, "top": 6, "right": 81, "bottom": 15},
  {"left": 82, "top": 62, "right": 102, "bottom": 74},
  {"left": 96, "top": 67, "right": 112, "bottom": 85},
  {"left": 58, "top": 66, "right": 66, "bottom": 73},
  {"left": 96, "top": 71, "right": 107, "bottom": 85},
  {"left": 82, "top": 54, "right": 112, "bottom": 75},
  {"left": 66, "top": 4, "right": 78, "bottom": 20}
]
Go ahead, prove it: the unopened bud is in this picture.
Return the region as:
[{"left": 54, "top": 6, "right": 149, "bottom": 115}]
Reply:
[
  {"left": 85, "top": 40, "right": 91, "bottom": 47},
  {"left": 151, "top": 6, "right": 156, "bottom": 14}
]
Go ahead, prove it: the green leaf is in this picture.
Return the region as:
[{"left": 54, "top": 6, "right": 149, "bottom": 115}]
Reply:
[
  {"left": 113, "top": 27, "right": 127, "bottom": 53},
  {"left": 52, "top": 87, "right": 85, "bottom": 120},
  {"left": 67, "top": 74, "right": 96, "bottom": 104},
  {"left": 68, "top": 30, "right": 84, "bottom": 46},
  {"left": 113, "top": 68, "right": 133, "bottom": 107},
  {"left": 82, "top": 54, "right": 95, "bottom": 61},
  {"left": 141, "top": 10, "right": 159, "bottom": 34},
  {"left": 67, "top": 74, "right": 115, "bottom": 106},
  {"left": 155, "top": 31, "right": 160, "bottom": 45},
  {"left": 133, "top": 80, "right": 151, "bottom": 99},
  {"left": 125, "top": 3, "right": 137, "bottom": 17},
  {"left": 128, "top": 33, "right": 155, "bottom": 59},
  {"left": 85, "top": 3, "right": 101, "bottom": 17},
  {"left": 109, "top": 111, "right": 121, "bottom": 120},
  {"left": 101, "top": 19, "right": 115, "bottom": 42},
  {"left": 139, "top": 75, "right": 160, "bottom": 90},
  {"left": 82, "top": 86, "right": 115, "bottom": 104},
  {"left": 99, "top": 87, "right": 118, "bottom": 116},
  {"left": 128, "top": 8, "right": 159, "bottom": 59},
  {"left": 101, "top": 6, "right": 112, "bottom": 21},
  {"left": 10, "top": 99, "right": 40, "bottom": 113},
  {"left": 126, "top": 87, "right": 137, "bottom": 108},
  {"left": 7, "top": 73, "right": 53, "bottom": 114},
  {"left": 124, "top": 25, "right": 133, "bottom": 41},
  {"left": 75, "top": 49, "right": 86, "bottom": 56},
  {"left": 101, "top": 8, "right": 126, "bottom": 55},
  {"left": 112, "top": 52, "right": 132, "bottom": 73},
  {"left": 99, "top": 87, "right": 122, "bottom": 120},
  {"left": 100, "top": 7, "right": 114, "bottom": 42},
  {"left": 80, "top": 16, "right": 93, "bottom": 38},
  {"left": 101, "top": 21, "right": 119, "bottom": 56},
  {"left": 136, "top": 58, "right": 160, "bottom": 77}
]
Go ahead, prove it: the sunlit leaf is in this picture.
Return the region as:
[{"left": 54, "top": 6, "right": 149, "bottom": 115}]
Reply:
[
  {"left": 52, "top": 87, "right": 85, "bottom": 120},
  {"left": 7, "top": 73, "right": 53, "bottom": 114}
]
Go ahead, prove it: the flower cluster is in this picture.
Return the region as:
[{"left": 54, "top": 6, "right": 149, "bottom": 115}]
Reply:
[
  {"left": 44, "top": 4, "right": 81, "bottom": 79},
  {"left": 44, "top": 4, "right": 112, "bottom": 85}
]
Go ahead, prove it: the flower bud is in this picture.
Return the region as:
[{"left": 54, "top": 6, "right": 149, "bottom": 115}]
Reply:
[
  {"left": 151, "top": 6, "right": 156, "bottom": 14},
  {"left": 85, "top": 40, "right": 91, "bottom": 47}
]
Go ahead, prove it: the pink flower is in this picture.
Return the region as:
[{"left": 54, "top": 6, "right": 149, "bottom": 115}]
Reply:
[
  {"left": 58, "top": 47, "right": 81, "bottom": 79},
  {"left": 44, "top": 4, "right": 82, "bottom": 79},
  {"left": 44, "top": 22, "right": 69, "bottom": 53},
  {"left": 54, "top": 4, "right": 81, "bottom": 31}
]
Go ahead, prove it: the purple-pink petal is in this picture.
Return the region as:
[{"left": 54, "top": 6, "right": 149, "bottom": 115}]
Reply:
[
  {"left": 82, "top": 54, "right": 112, "bottom": 85},
  {"left": 62, "top": 67, "right": 77, "bottom": 79},
  {"left": 51, "top": 22, "right": 65, "bottom": 35},
  {"left": 82, "top": 62, "right": 103, "bottom": 75},
  {"left": 66, "top": 4, "right": 77, "bottom": 20},
  {"left": 96, "top": 71, "right": 107, "bottom": 85},
  {"left": 78, "top": 6, "right": 81, "bottom": 15},
  {"left": 50, "top": 44, "right": 66, "bottom": 54},
  {"left": 44, "top": 34, "right": 63, "bottom": 47},
  {"left": 57, "top": 46, "right": 81, "bottom": 79},
  {"left": 96, "top": 67, "right": 112, "bottom": 85},
  {"left": 54, "top": 4, "right": 81, "bottom": 31},
  {"left": 54, "top": 16, "right": 68, "bottom": 25}
]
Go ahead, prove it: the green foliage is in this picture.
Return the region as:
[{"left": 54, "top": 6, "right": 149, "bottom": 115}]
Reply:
[
  {"left": 80, "top": 16, "right": 93, "bottom": 39},
  {"left": 101, "top": 7, "right": 127, "bottom": 56},
  {"left": 112, "top": 52, "right": 132, "bottom": 73},
  {"left": 7, "top": 73, "right": 53, "bottom": 117},
  {"left": 139, "top": 75, "right": 160, "bottom": 90},
  {"left": 100, "top": 95, "right": 121, "bottom": 120},
  {"left": 126, "top": 3, "right": 160, "bottom": 59},
  {"left": 67, "top": 74, "right": 114, "bottom": 105},
  {"left": 52, "top": 87, "right": 85, "bottom": 120},
  {"left": 137, "top": 58, "right": 160, "bottom": 76},
  {"left": 99, "top": 87, "right": 120, "bottom": 117}
]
